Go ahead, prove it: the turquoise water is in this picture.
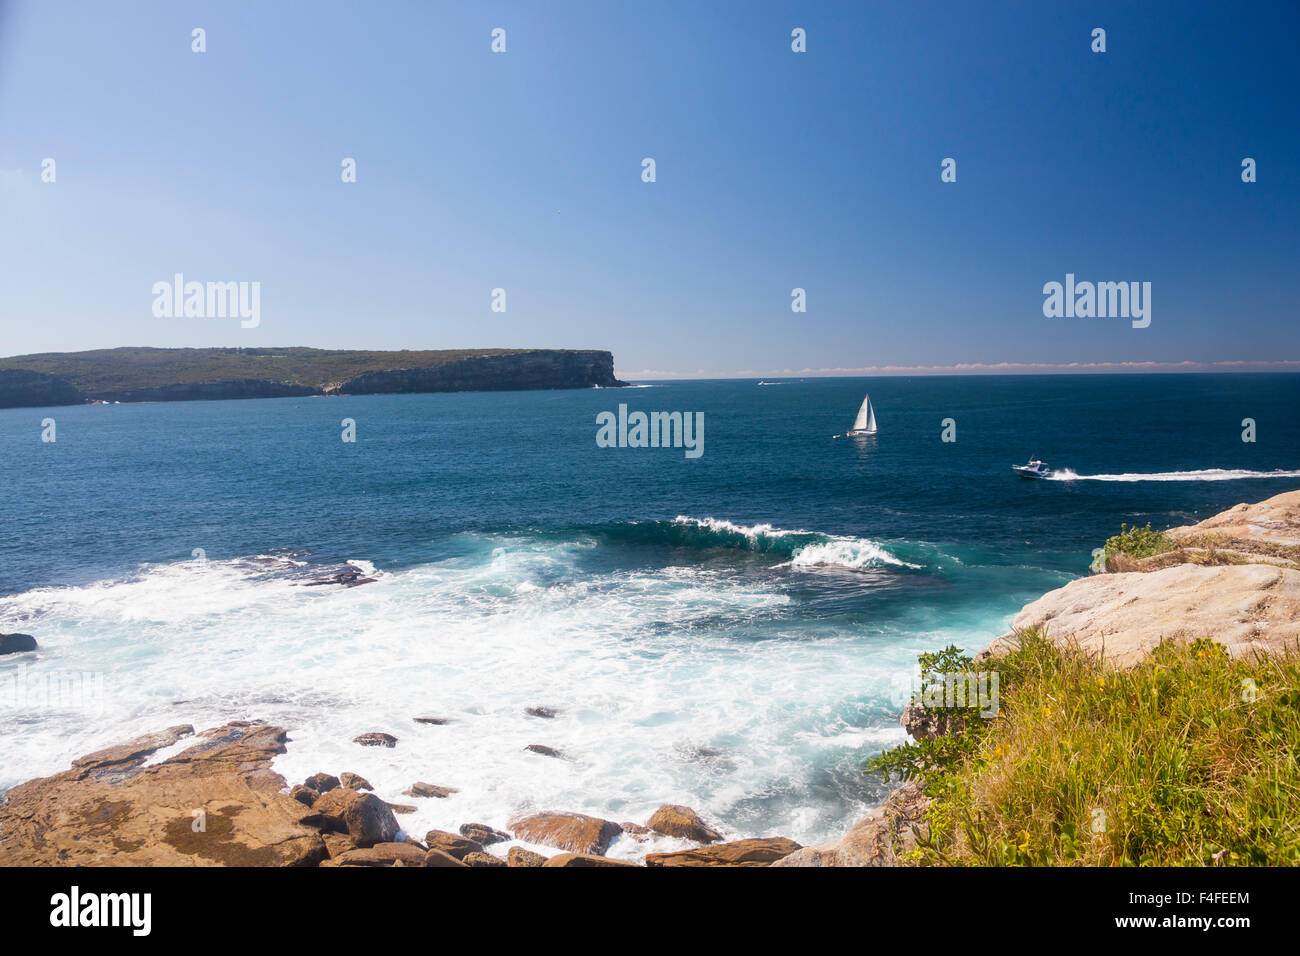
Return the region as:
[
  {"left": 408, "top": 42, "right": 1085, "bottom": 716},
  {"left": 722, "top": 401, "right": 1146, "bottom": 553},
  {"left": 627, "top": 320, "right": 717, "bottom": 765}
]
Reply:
[{"left": 1, "top": 374, "right": 1297, "bottom": 855}]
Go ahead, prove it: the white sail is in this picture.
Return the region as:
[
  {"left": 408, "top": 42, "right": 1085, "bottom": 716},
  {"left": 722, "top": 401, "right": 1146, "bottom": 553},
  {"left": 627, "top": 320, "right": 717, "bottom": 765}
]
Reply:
[{"left": 852, "top": 394, "right": 876, "bottom": 433}]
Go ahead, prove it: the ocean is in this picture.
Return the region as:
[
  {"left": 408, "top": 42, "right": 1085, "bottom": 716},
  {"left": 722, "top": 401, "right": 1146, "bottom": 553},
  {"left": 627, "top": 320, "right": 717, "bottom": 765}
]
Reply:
[{"left": 1, "top": 373, "right": 1298, "bottom": 857}]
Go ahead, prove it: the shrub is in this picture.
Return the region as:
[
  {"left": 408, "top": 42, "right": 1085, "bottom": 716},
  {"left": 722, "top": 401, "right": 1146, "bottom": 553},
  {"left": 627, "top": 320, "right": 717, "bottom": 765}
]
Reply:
[{"left": 867, "top": 630, "right": 1300, "bottom": 866}]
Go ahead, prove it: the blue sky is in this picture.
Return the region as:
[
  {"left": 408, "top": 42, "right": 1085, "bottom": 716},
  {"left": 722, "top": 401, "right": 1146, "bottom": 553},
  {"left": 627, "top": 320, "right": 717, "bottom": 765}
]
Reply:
[{"left": 1, "top": 1, "right": 1296, "bottom": 378}]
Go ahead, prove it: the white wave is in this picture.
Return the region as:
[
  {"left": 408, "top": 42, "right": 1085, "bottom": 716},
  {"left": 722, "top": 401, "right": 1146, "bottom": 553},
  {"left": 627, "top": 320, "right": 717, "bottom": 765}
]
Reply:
[
  {"left": 786, "top": 539, "right": 922, "bottom": 570},
  {"left": 1049, "top": 468, "right": 1300, "bottom": 483},
  {"left": 0, "top": 547, "right": 916, "bottom": 854},
  {"left": 672, "top": 515, "right": 809, "bottom": 540},
  {"left": 672, "top": 515, "right": 922, "bottom": 570}
]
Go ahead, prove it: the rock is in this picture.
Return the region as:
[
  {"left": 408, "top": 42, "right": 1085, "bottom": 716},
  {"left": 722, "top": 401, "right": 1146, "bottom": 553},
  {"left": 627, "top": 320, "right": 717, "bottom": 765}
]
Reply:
[
  {"left": 339, "top": 772, "right": 372, "bottom": 791},
  {"left": 302, "top": 567, "right": 377, "bottom": 588},
  {"left": 1169, "top": 489, "right": 1300, "bottom": 549},
  {"left": 0, "top": 633, "right": 38, "bottom": 655},
  {"left": 290, "top": 785, "right": 318, "bottom": 807},
  {"left": 322, "top": 832, "right": 357, "bottom": 858},
  {"left": 620, "top": 822, "right": 652, "bottom": 841},
  {"left": 414, "top": 716, "right": 450, "bottom": 725},
  {"left": 978, "top": 490, "right": 1300, "bottom": 668},
  {"left": 981, "top": 562, "right": 1300, "bottom": 668},
  {"left": 772, "top": 781, "right": 930, "bottom": 867},
  {"left": 0, "top": 721, "right": 327, "bottom": 866},
  {"left": 304, "top": 772, "right": 340, "bottom": 793},
  {"left": 900, "top": 701, "right": 967, "bottom": 741},
  {"left": 460, "top": 823, "right": 510, "bottom": 846},
  {"left": 304, "top": 788, "right": 399, "bottom": 848},
  {"left": 542, "top": 853, "right": 639, "bottom": 867},
  {"left": 645, "top": 837, "right": 801, "bottom": 867},
  {"left": 333, "top": 842, "right": 429, "bottom": 867},
  {"left": 424, "top": 848, "right": 469, "bottom": 867},
  {"left": 353, "top": 732, "right": 397, "bottom": 748},
  {"left": 70, "top": 724, "right": 195, "bottom": 783},
  {"left": 404, "top": 781, "right": 458, "bottom": 799},
  {"left": 424, "top": 829, "right": 484, "bottom": 860},
  {"left": 509, "top": 812, "right": 622, "bottom": 856},
  {"left": 646, "top": 804, "right": 722, "bottom": 844},
  {"left": 525, "top": 744, "right": 564, "bottom": 759},
  {"left": 507, "top": 847, "right": 549, "bottom": 867},
  {"left": 386, "top": 803, "right": 417, "bottom": 815},
  {"left": 526, "top": 706, "right": 558, "bottom": 718},
  {"left": 462, "top": 851, "right": 507, "bottom": 867}
]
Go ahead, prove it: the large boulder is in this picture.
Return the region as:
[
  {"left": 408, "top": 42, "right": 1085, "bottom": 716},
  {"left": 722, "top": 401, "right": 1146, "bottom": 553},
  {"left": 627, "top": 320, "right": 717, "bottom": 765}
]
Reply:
[
  {"left": 404, "top": 781, "right": 457, "bottom": 798},
  {"left": 303, "top": 772, "right": 340, "bottom": 793},
  {"left": 509, "top": 812, "right": 622, "bottom": 856},
  {"left": 646, "top": 804, "right": 722, "bottom": 843},
  {"left": 304, "top": 788, "right": 399, "bottom": 848},
  {"left": 507, "top": 847, "right": 548, "bottom": 867},
  {"left": 339, "top": 772, "right": 372, "bottom": 791},
  {"left": 332, "top": 842, "right": 428, "bottom": 867},
  {"left": 0, "top": 633, "right": 38, "bottom": 655},
  {"left": 644, "top": 837, "right": 801, "bottom": 867},
  {"left": 542, "top": 853, "right": 639, "bottom": 867},
  {"left": 0, "top": 722, "right": 327, "bottom": 866},
  {"left": 423, "top": 830, "right": 484, "bottom": 860},
  {"left": 352, "top": 732, "right": 398, "bottom": 748},
  {"left": 460, "top": 823, "right": 510, "bottom": 846}
]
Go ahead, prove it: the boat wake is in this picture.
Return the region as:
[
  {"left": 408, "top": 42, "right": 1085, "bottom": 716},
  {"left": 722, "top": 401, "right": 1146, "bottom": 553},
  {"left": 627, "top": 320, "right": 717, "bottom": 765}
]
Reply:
[{"left": 1048, "top": 468, "right": 1300, "bottom": 483}]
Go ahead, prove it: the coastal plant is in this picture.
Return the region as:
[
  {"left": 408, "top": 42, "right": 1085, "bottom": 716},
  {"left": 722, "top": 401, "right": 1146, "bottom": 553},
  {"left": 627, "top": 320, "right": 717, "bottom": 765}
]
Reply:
[
  {"left": 866, "top": 643, "right": 992, "bottom": 781},
  {"left": 1101, "top": 521, "right": 1174, "bottom": 568},
  {"left": 871, "top": 629, "right": 1300, "bottom": 866}
]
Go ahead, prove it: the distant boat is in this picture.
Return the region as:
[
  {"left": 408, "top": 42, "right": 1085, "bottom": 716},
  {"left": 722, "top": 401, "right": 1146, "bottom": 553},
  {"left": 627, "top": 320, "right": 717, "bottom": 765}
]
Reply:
[
  {"left": 846, "top": 394, "right": 878, "bottom": 437},
  {"left": 1012, "top": 458, "right": 1053, "bottom": 479}
]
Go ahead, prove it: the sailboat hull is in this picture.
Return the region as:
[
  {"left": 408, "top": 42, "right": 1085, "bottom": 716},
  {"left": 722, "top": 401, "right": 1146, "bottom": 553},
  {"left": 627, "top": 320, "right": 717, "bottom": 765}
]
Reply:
[{"left": 846, "top": 428, "right": 877, "bottom": 437}]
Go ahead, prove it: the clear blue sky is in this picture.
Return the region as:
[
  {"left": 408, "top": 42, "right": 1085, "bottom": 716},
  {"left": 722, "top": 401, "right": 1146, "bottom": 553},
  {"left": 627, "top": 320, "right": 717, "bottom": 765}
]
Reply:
[{"left": 1, "top": 1, "right": 1296, "bottom": 377}]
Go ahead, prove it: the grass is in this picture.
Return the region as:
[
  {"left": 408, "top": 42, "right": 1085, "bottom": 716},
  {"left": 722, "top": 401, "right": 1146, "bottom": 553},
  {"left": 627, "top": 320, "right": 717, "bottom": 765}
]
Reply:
[{"left": 866, "top": 629, "right": 1300, "bottom": 865}]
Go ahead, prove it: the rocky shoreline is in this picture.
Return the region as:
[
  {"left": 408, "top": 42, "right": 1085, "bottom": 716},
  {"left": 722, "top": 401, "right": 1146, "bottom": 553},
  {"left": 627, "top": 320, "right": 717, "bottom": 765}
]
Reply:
[{"left": 2, "top": 489, "right": 1297, "bottom": 867}]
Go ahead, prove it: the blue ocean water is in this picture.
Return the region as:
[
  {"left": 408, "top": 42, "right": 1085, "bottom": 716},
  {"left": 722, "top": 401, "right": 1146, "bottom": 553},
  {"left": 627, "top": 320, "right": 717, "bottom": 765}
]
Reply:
[{"left": 1, "top": 373, "right": 1297, "bottom": 855}]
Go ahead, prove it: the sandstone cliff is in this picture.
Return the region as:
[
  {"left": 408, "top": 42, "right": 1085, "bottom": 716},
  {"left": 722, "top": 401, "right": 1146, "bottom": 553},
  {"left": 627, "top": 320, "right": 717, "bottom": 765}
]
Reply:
[
  {"left": 982, "top": 488, "right": 1300, "bottom": 667},
  {"left": 0, "top": 369, "right": 85, "bottom": 408},
  {"left": 334, "top": 349, "right": 626, "bottom": 394}
]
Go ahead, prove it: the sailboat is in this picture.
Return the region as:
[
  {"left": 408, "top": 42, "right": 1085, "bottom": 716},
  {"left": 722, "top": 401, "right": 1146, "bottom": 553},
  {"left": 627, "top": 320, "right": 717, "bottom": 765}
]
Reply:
[{"left": 846, "top": 394, "right": 877, "bottom": 437}]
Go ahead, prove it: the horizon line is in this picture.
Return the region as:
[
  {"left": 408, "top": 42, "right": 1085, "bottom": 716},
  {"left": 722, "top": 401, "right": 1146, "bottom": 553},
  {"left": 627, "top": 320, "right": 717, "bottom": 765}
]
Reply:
[{"left": 617, "top": 359, "right": 1300, "bottom": 380}]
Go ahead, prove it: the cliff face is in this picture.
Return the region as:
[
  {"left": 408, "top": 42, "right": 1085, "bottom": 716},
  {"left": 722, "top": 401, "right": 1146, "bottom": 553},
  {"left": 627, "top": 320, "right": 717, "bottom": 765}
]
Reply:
[
  {"left": 0, "top": 369, "right": 85, "bottom": 408},
  {"left": 335, "top": 350, "right": 626, "bottom": 395},
  {"left": 96, "top": 379, "right": 321, "bottom": 403}
]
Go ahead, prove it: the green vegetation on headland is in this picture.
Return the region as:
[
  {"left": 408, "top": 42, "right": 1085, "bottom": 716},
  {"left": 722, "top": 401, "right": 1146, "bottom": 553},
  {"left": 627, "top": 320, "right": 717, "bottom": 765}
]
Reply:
[
  {"left": 1101, "top": 521, "right": 1175, "bottom": 567},
  {"left": 0, "top": 346, "right": 626, "bottom": 407},
  {"left": 867, "top": 630, "right": 1300, "bottom": 865}
]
